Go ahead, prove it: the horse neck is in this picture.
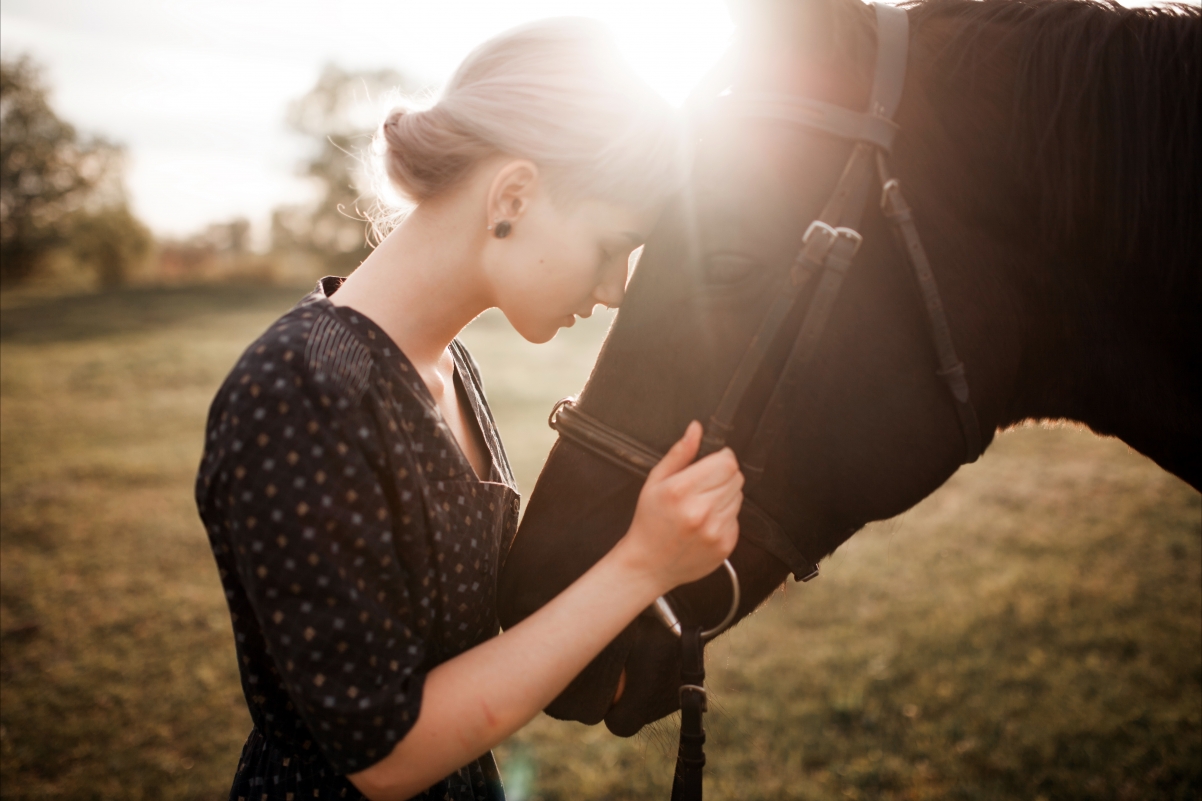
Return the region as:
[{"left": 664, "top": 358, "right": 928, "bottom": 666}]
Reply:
[
  {"left": 1002, "top": 245, "right": 1200, "bottom": 489},
  {"left": 914, "top": 2, "right": 1201, "bottom": 488},
  {"left": 993, "top": 103, "right": 1201, "bottom": 486}
]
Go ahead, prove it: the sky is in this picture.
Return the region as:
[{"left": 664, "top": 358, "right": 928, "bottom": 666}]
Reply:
[{"left": 0, "top": 0, "right": 736, "bottom": 245}]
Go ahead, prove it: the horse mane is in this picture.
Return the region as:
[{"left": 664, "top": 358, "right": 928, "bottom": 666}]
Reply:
[{"left": 907, "top": 0, "right": 1200, "bottom": 269}]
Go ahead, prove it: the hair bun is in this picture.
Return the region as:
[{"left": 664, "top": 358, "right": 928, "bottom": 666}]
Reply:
[
  {"left": 372, "top": 18, "right": 686, "bottom": 217},
  {"left": 378, "top": 104, "right": 489, "bottom": 204}
]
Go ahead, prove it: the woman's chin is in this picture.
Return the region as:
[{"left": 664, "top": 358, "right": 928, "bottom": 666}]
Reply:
[
  {"left": 521, "top": 317, "right": 574, "bottom": 344},
  {"left": 507, "top": 312, "right": 576, "bottom": 343},
  {"left": 528, "top": 326, "right": 558, "bottom": 344}
]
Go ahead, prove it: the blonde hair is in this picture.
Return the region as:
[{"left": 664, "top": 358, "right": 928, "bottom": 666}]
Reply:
[{"left": 374, "top": 18, "right": 688, "bottom": 221}]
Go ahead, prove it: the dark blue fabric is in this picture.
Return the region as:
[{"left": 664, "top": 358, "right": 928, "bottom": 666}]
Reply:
[{"left": 198, "top": 278, "right": 513, "bottom": 799}]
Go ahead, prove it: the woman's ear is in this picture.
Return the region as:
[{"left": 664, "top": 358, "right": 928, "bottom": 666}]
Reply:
[{"left": 486, "top": 159, "right": 540, "bottom": 229}]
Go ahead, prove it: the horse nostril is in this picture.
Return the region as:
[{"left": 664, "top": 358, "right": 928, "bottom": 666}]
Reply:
[{"left": 612, "top": 668, "right": 627, "bottom": 705}]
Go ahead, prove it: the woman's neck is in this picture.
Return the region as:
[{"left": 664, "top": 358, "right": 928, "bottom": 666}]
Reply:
[{"left": 329, "top": 197, "right": 494, "bottom": 388}]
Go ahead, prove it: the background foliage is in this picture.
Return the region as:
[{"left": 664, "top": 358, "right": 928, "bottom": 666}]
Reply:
[
  {"left": 1, "top": 284, "right": 1197, "bottom": 800},
  {"left": 1, "top": 56, "right": 403, "bottom": 290},
  {"left": 271, "top": 64, "right": 415, "bottom": 276},
  {"left": 0, "top": 56, "right": 149, "bottom": 288}
]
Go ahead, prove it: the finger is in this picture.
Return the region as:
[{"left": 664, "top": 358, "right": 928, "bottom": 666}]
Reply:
[
  {"left": 679, "top": 483, "right": 743, "bottom": 538},
  {"left": 714, "top": 491, "right": 743, "bottom": 537},
  {"left": 718, "top": 518, "right": 740, "bottom": 556},
  {"left": 712, "top": 471, "right": 744, "bottom": 505},
  {"left": 647, "top": 420, "right": 702, "bottom": 482},
  {"left": 670, "top": 447, "right": 741, "bottom": 494},
  {"left": 690, "top": 467, "right": 743, "bottom": 508},
  {"left": 713, "top": 486, "right": 744, "bottom": 519},
  {"left": 693, "top": 486, "right": 742, "bottom": 533}
]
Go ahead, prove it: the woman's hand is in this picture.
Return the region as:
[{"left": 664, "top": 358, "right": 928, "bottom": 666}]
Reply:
[
  {"left": 618, "top": 420, "right": 743, "bottom": 594},
  {"left": 348, "top": 421, "right": 741, "bottom": 801}
]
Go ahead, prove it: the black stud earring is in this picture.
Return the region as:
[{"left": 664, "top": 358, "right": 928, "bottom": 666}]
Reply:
[{"left": 494, "top": 220, "right": 511, "bottom": 239}]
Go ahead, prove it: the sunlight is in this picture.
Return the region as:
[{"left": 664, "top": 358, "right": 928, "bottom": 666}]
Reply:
[
  {"left": 0, "top": 0, "right": 736, "bottom": 239},
  {"left": 599, "top": 3, "right": 736, "bottom": 106},
  {"left": 0, "top": 0, "right": 1171, "bottom": 239}
]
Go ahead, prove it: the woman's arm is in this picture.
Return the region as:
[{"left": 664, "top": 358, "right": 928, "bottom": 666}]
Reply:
[{"left": 348, "top": 421, "right": 742, "bottom": 800}]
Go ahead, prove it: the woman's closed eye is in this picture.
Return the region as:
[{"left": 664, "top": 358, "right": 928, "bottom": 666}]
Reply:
[{"left": 597, "top": 248, "right": 612, "bottom": 270}]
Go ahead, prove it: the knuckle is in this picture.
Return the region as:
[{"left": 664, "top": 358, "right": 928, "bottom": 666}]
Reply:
[
  {"left": 682, "top": 505, "right": 707, "bottom": 529},
  {"left": 664, "top": 482, "right": 686, "bottom": 504}
]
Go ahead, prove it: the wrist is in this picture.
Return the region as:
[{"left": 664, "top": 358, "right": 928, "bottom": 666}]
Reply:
[{"left": 604, "top": 529, "right": 671, "bottom": 606}]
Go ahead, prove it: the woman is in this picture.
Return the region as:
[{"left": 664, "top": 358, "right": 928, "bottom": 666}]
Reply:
[{"left": 196, "top": 18, "right": 743, "bottom": 801}]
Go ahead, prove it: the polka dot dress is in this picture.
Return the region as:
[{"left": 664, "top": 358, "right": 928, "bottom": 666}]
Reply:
[{"left": 196, "top": 278, "right": 518, "bottom": 800}]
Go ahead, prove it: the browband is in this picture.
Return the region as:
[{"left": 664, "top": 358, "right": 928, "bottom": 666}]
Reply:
[
  {"left": 723, "top": 93, "right": 900, "bottom": 151},
  {"left": 717, "top": 2, "right": 909, "bottom": 151}
]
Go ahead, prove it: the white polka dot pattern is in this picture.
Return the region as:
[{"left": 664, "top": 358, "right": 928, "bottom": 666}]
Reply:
[{"left": 197, "top": 278, "right": 515, "bottom": 799}]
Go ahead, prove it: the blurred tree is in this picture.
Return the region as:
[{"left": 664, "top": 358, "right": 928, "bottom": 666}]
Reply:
[
  {"left": 1, "top": 55, "right": 148, "bottom": 287},
  {"left": 196, "top": 217, "right": 250, "bottom": 254},
  {"left": 273, "top": 64, "right": 416, "bottom": 275},
  {"left": 68, "top": 205, "right": 152, "bottom": 287},
  {"left": 156, "top": 217, "right": 258, "bottom": 283}
]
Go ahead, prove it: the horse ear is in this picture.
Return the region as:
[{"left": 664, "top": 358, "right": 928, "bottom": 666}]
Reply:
[{"left": 727, "top": 0, "right": 874, "bottom": 55}]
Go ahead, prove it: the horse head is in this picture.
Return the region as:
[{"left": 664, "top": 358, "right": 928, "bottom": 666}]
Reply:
[{"left": 498, "top": 0, "right": 1200, "bottom": 736}]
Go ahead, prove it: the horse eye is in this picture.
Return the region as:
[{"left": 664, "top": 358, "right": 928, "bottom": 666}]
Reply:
[{"left": 705, "top": 253, "right": 759, "bottom": 285}]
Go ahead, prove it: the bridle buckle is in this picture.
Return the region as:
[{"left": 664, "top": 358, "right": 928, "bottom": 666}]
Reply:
[
  {"left": 799, "top": 221, "right": 863, "bottom": 279},
  {"left": 879, "top": 177, "right": 912, "bottom": 223}
]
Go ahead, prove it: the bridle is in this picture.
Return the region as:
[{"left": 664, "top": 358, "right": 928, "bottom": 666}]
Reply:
[
  {"left": 547, "top": 4, "right": 982, "bottom": 798},
  {"left": 550, "top": 2, "right": 981, "bottom": 582}
]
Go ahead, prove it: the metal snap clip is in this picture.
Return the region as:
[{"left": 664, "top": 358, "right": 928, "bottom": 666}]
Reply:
[{"left": 650, "top": 559, "right": 741, "bottom": 642}]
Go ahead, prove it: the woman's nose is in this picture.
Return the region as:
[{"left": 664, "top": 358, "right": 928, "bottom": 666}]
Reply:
[{"left": 593, "top": 262, "right": 628, "bottom": 309}]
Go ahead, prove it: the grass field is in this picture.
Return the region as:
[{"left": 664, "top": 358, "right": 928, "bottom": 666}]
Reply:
[{"left": 1, "top": 284, "right": 1198, "bottom": 800}]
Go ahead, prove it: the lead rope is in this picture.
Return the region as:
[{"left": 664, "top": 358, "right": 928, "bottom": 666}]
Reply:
[{"left": 670, "top": 625, "right": 707, "bottom": 801}]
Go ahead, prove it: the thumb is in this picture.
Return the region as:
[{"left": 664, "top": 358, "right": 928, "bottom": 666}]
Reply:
[{"left": 648, "top": 420, "right": 702, "bottom": 481}]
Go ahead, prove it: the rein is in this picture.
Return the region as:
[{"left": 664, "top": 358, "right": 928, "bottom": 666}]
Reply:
[{"left": 549, "top": 5, "right": 982, "bottom": 798}]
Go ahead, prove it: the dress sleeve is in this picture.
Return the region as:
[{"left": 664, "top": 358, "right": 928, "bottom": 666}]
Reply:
[{"left": 208, "top": 354, "right": 427, "bottom": 774}]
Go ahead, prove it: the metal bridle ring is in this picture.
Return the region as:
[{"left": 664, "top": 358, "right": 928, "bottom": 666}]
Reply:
[
  {"left": 548, "top": 396, "right": 575, "bottom": 429},
  {"left": 650, "top": 559, "right": 741, "bottom": 641}
]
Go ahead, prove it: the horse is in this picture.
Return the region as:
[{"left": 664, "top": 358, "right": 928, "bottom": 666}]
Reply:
[{"left": 496, "top": 0, "right": 1201, "bottom": 739}]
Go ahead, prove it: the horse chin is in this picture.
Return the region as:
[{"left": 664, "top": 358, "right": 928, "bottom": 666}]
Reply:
[
  {"left": 603, "top": 618, "right": 683, "bottom": 737},
  {"left": 543, "top": 626, "right": 636, "bottom": 725},
  {"left": 603, "top": 701, "right": 647, "bottom": 738}
]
